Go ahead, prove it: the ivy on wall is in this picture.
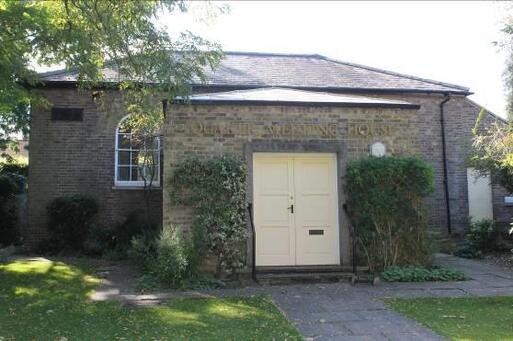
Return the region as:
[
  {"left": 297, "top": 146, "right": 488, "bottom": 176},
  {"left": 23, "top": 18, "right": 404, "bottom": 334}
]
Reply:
[
  {"left": 346, "top": 156, "right": 435, "bottom": 272},
  {"left": 169, "top": 155, "right": 248, "bottom": 276}
]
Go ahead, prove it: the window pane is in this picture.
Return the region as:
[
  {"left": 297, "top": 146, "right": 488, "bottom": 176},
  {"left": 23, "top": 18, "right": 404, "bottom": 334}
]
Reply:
[
  {"left": 149, "top": 137, "right": 160, "bottom": 150},
  {"left": 131, "top": 151, "right": 140, "bottom": 165},
  {"left": 134, "top": 151, "right": 157, "bottom": 168},
  {"left": 117, "top": 166, "right": 130, "bottom": 181},
  {"left": 131, "top": 167, "right": 139, "bottom": 181},
  {"left": 140, "top": 165, "right": 158, "bottom": 182},
  {"left": 118, "top": 133, "right": 131, "bottom": 149},
  {"left": 118, "top": 121, "right": 131, "bottom": 133},
  {"left": 131, "top": 137, "right": 143, "bottom": 150},
  {"left": 118, "top": 151, "right": 130, "bottom": 165}
]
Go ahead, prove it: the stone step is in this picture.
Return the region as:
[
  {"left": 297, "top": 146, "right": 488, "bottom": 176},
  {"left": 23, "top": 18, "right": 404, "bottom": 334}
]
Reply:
[
  {"left": 255, "top": 265, "right": 368, "bottom": 274},
  {"left": 256, "top": 271, "right": 356, "bottom": 285}
]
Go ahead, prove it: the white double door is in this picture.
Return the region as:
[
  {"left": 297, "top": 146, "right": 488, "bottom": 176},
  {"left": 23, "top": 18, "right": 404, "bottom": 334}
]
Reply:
[{"left": 253, "top": 153, "right": 340, "bottom": 266}]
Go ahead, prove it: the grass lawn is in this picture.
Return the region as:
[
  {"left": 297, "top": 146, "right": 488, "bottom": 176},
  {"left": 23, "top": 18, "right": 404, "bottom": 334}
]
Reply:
[
  {"left": 0, "top": 259, "right": 301, "bottom": 340},
  {"left": 387, "top": 296, "right": 513, "bottom": 341}
]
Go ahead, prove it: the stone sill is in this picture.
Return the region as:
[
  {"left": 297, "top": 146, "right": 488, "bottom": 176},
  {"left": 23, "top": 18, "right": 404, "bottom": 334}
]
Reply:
[{"left": 111, "top": 186, "right": 162, "bottom": 191}]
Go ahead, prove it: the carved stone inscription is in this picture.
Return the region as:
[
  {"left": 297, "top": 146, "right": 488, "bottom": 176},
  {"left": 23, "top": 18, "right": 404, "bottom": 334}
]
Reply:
[{"left": 187, "top": 121, "right": 393, "bottom": 138}]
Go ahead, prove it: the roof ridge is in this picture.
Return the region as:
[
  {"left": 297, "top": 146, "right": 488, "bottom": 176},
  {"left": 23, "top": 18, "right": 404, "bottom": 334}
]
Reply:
[
  {"left": 39, "top": 68, "right": 74, "bottom": 77},
  {"left": 223, "top": 51, "right": 321, "bottom": 58},
  {"left": 317, "top": 55, "right": 469, "bottom": 92}
]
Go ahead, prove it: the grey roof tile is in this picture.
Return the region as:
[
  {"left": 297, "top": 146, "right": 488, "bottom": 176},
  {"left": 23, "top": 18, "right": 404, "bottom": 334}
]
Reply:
[{"left": 40, "top": 51, "right": 469, "bottom": 94}]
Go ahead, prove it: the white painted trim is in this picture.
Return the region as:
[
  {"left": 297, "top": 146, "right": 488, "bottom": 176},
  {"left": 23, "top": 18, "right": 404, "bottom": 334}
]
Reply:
[{"left": 114, "top": 114, "right": 161, "bottom": 187}]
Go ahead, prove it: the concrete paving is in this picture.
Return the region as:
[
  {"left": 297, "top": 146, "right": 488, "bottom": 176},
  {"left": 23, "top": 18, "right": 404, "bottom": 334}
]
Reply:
[{"left": 91, "top": 254, "right": 513, "bottom": 340}]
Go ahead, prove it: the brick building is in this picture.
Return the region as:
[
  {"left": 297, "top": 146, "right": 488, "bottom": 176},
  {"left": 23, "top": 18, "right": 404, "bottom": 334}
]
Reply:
[{"left": 29, "top": 52, "right": 511, "bottom": 268}]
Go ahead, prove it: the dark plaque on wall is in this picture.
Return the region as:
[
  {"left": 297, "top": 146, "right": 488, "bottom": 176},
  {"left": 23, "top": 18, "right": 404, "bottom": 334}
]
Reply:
[{"left": 51, "top": 108, "right": 84, "bottom": 121}]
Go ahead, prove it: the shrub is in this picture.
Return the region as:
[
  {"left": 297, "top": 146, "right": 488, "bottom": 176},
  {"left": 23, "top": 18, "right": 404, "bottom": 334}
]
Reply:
[
  {"left": 130, "top": 227, "right": 192, "bottom": 288},
  {"left": 382, "top": 266, "right": 468, "bottom": 282},
  {"left": 0, "top": 159, "right": 28, "bottom": 177},
  {"left": 0, "top": 175, "right": 18, "bottom": 246},
  {"left": 0, "top": 159, "right": 28, "bottom": 194},
  {"left": 154, "top": 228, "right": 190, "bottom": 286},
  {"left": 346, "top": 156, "right": 435, "bottom": 272},
  {"left": 82, "top": 224, "right": 117, "bottom": 256},
  {"left": 454, "top": 219, "right": 513, "bottom": 258},
  {"left": 169, "top": 155, "right": 248, "bottom": 276},
  {"left": 83, "top": 211, "right": 157, "bottom": 256},
  {"left": 46, "top": 195, "right": 98, "bottom": 250},
  {"left": 129, "top": 232, "right": 158, "bottom": 268}
]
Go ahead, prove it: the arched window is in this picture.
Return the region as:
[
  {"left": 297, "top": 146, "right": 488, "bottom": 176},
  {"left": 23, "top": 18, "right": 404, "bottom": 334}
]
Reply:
[{"left": 115, "top": 115, "right": 161, "bottom": 187}]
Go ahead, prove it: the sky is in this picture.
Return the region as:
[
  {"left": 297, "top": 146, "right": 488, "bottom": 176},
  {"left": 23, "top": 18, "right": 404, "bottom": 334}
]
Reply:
[{"left": 163, "top": 1, "right": 511, "bottom": 118}]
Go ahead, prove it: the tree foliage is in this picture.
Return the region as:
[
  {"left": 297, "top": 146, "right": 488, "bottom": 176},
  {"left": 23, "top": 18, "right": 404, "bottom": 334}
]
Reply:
[
  {"left": 169, "top": 155, "right": 248, "bottom": 276},
  {"left": 0, "top": 0, "right": 223, "bottom": 150},
  {"left": 346, "top": 156, "right": 434, "bottom": 272},
  {"left": 469, "top": 109, "right": 513, "bottom": 192}
]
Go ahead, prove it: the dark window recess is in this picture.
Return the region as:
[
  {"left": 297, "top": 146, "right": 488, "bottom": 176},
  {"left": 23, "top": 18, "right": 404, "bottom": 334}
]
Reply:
[
  {"left": 309, "top": 229, "right": 324, "bottom": 235},
  {"left": 51, "top": 108, "right": 84, "bottom": 121}
]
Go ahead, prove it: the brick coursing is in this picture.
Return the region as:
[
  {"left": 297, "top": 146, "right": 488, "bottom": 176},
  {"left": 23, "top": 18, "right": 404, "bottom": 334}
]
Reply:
[
  {"left": 354, "top": 93, "right": 513, "bottom": 234},
  {"left": 27, "top": 88, "right": 513, "bottom": 254},
  {"left": 163, "top": 104, "right": 419, "bottom": 266},
  {"left": 27, "top": 89, "right": 162, "bottom": 246}
]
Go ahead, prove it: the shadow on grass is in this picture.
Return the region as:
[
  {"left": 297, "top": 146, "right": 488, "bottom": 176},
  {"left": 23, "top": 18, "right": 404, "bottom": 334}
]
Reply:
[{"left": 0, "top": 259, "right": 301, "bottom": 340}]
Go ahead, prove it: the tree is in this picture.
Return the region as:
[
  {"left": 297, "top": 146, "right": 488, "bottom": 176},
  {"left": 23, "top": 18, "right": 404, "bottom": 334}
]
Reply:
[
  {"left": 120, "top": 111, "right": 163, "bottom": 227},
  {"left": 0, "top": 0, "right": 223, "bottom": 153},
  {"left": 469, "top": 109, "right": 513, "bottom": 193}
]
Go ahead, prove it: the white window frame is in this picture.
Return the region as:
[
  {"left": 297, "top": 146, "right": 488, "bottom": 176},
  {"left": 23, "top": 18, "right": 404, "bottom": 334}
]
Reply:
[{"left": 114, "top": 115, "right": 161, "bottom": 188}]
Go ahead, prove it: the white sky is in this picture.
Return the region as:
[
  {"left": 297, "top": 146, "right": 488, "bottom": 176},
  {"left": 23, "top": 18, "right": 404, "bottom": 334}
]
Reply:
[{"left": 164, "top": 1, "right": 511, "bottom": 118}]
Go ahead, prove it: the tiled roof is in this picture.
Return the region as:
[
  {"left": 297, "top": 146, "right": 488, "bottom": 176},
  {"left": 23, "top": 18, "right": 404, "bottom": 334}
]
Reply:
[
  {"left": 183, "top": 87, "right": 420, "bottom": 109},
  {"left": 40, "top": 51, "right": 470, "bottom": 94}
]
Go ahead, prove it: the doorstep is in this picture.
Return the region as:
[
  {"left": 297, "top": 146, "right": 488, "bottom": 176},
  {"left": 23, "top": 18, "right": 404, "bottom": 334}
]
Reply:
[{"left": 255, "top": 265, "right": 362, "bottom": 285}]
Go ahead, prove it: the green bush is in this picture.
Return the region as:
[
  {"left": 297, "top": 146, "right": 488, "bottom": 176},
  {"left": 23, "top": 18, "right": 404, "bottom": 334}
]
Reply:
[
  {"left": 130, "top": 227, "right": 192, "bottom": 288},
  {"left": 83, "top": 211, "right": 157, "bottom": 256},
  {"left": 382, "top": 266, "right": 468, "bottom": 282},
  {"left": 82, "top": 224, "right": 117, "bottom": 256},
  {"left": 129, "top": 232, "right": 158, "bottom": 267},
  {"left": 0, "top": 159, "right": 28, "bottom": 177},
  {"left": 346, "top": 156, "right": 434, "bottom": 272},
  {"left": 0, "top": 159, "right": 28, "bottom": 194},
  {"left": 154, "top": 228, "right": 190, "bottom": 286},
  {"left": 454, "top": 219, "right": 513, "bottom": 258},
  {"left": 46, "top": 194, "right": 98, "bottom": 250},
  {"left": 0, "top": 175, "right": 18, "bottom": 246},
  {"left": 169, "top": 155, "right": 247, "bottom": 276}
]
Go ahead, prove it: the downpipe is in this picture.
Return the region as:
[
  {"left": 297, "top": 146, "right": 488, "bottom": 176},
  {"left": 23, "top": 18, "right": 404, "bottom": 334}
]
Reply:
[{"left": 440, "top": 94, "right": 452, "bottom": 234}]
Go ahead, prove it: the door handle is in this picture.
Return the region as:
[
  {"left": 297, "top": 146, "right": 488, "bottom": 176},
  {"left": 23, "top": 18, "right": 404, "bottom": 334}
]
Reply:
[{"left": 287, "top": 204, "right": 294, "bottom": 214}]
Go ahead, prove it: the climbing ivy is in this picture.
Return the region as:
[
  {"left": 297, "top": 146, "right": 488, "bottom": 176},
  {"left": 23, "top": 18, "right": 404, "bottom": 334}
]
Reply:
[{"left": 169, "top": 155, "right": 248, "bottom": 276}]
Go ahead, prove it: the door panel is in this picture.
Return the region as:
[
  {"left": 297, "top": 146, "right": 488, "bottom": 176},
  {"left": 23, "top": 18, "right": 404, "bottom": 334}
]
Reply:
[
  {"left": 254, "top": 156, "right": 295, "bottom": 266},
  {"left": 254, "top": 153, "right": 339, "bottom": 266},
  {"left": 467, "top": 167, "right": 493, "bottom": 221},
  {"left": 294, "top": 156, "right": 339, "bottom": 265}
]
